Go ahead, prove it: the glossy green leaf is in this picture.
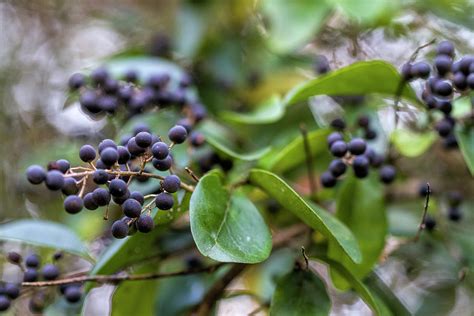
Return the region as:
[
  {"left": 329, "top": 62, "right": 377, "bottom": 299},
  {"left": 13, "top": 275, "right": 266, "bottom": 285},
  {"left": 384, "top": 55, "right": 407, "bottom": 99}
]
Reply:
[
  {"left": 259, "top": 128, "right": 331, "bottom": 172},
  {"left": 455, "top": 126, "right": 474, "bottom": 176},
  {"left": 270, "top": 269, "right": 331, "bottom": 316},
  {"left": 220, "top": 95, "right": 284, "bottom": 124},
  {"left": 190, "top": 171, "right": 272, "bottom": 263},
  {"left": 312, "top": 255, "right": 382, "bottom": 315},
  {"left": 249, "top": 169, "right": 361, "bottom": 264},
  {"left": 391, "top": 129, "right": 436, "bottom": 157},
  {"left": 203, "top": 133, "right": 271, "bottom": 161},
  {"left": 366, "top": 272, "right": 411, "bottom": 316},
  {"left": 334, "top": 0, "right": 393, "bottom": 23},
  {"left": 261, "top": 0, "right": 331, "bottom": 53},
  {"left": 0, "top": 220, "right": 89, "bottom": 258},
  {"left": 284, "top": 61, "right": 421, "bottom": 106},
  {"left": 328, "top": 176, "right": 387, "bottom": 289},
  {"left": 111, "top": 264, "right": 159, "bottom": 316}
]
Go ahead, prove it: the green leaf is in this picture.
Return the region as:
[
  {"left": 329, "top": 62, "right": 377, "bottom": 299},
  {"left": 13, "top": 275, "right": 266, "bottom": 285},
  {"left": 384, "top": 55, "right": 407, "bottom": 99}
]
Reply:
[
  {"left": 261, "top": 0, "right": 331, "bottom": 53},
  {"left": 0, "top": 220, "right": 89, "bottom": 258},
  {"left": 455, "top": 126, "right": 474, "bottom": 176},
  {"left": 258, "top": 128, "right": 331, "bottom": 172},
  {"left": 415, "top": 285, "right": 457, "bottom": 316},
  {"left": 312, "top": 255, "right": 382, "bottom": 315},
  {"left": 248, "top": 169, "right": 361, "bottom": 264},
  {"left": 366, "top": 272, "right": 411, "bottom": 316},
  {"left": 328, "top": 176, "right": 387, "bottom": 289},
  {"left": 334, "top": 0, "right": 393, "bottom": 23},
  {"left": 203, "top": 133, "right": 271, "bottom": 162},
  {"left": 284, "top": 61, "right": 421, "bottom": 106},
  {"left": 391, "top": 129, "right": 436, "bottom": 157},
  {"left": 111, "top": 264, "right": 159, "bottom": 316},
  {"left": 270, "top": 268, "right": 331, "bottom": 316},
  {"left": 190, "top": 171, "right": 272, "bottom": 263},
  {"left": 220, "top": 95, "right": 284, "bottom": 125}
]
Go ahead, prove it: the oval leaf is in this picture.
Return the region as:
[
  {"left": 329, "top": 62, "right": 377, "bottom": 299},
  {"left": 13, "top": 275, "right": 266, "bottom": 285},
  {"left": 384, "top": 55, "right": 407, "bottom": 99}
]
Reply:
[
  {"left": 261, "top": 0, "right": 331, "bottom": 53},
  {"left": 249, "top": 169, "right": 362, "bottom": 264},
  {"left": 259, "top": 128, "right": 331, "bottom": 172},
  {"left": 284, "top": 61, "right": 421, "bottom": 106},
  {"left": 328, "top": 175, "right": 387, "bottom": 289},
  {"left": 0, "top": 220, "right": 89, "bottom": 258},
  {"left": 391, "top": 129, "right": 436, "bottom": 157},
  {"left": 190, "top": 171, "right": 272, "bottom": 263},
  {"left": 270, "top": 269, "right": 331, "bottom": 316},
  {"left": 220, "top": 95, "right": 284, "bottom": 125},
  {"left": 455, "top": 126, "right": 474, "bottom": 176}
]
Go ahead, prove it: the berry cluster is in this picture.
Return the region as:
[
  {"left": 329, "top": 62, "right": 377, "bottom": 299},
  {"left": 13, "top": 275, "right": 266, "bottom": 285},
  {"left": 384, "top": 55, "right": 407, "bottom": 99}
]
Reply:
[
  {"left": 2, "top": 251, "right": 82, "bottom": 313},
  {"left": 26, "top": 122, "right": 193, "bottom": 239},
  {"left": 402, "top": 40, "right": 474, "bottom": 149},
  {"left": 321, "top": 131, "right": 396, "bottom": 188},
  {"left": 70, "top": 67, "right": 207, "bottom": 123}
]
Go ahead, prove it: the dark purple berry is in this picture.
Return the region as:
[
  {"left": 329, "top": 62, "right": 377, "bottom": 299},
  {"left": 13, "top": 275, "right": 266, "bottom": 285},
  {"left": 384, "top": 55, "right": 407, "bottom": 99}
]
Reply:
[
  {"left": 45, "top": 170, "right": 65, "bottom": 190},
  {"left": 92, "top": 188, "right": 111, "bottom": 206},
  {"left": 352, "top": 156, "right": 369, "bottom": 178},
  {"left": 328, "top": 159, "right": 346, "bottom": 177},
  {"left": 448, "top": 207, "right": 462, "bottom": 222},
  {"left": 130, "top": 191, "right": 145, "bottom": 205},
  {"left": 348, "top": 138, "right": 367, "bottom": 155},
  {"left": 109, "top": 179, "right": 128, "bottom": 197},
  {"left": 122, "top": 199, "right": 142, "bottom": 218},
  {"left": 424, "top": 215, "right": 436, "bottom": 231},
  {"left": 79, "top": 145, "right": 96, "bottom": 162},
  {"left": 111, "top": 220, "right": 129, "bottom": 239},
  {"left": 435, "top": 119, "right": 453, "bottom": 137},
  {"left": 25, "top": 254, "right": 40, "bottom": 268},
  {"left": 447, "top": 191, "right": 463, "bottom": 207},
  {"left": 330, "top": 141, "right": 347, "bottom": 158},
  {"left": 453, "top": 72, "right": 467, "bottom": 90},
  {"left": 436, "top": 41, "right": 455, "bottom": 57},
  {"left": 83, "top": 194, "right": 97, "bottom": 212},
  {"left": 56, "top": 159, "right": 70, "bottom": 173},
  {"left": 467, "top": 73, "right": 474, "bottom": 89},
  {"left": 168, "top": 125, "right": 188, "bottom": 144},
  {"left": 64, "top": 195, "right": 83, "bottom": 214},
  {"left": 190, "top": 132, "right": 205, "bottom": 147},
  {"left": 4, "top": 283, "right": 19, "bottom": 299},
  {"left": 412, "top": 62, "right": 431, "bottom": 79},
  {"left": 155, "top": 192, "right": 174, "bottom": 210},
  {"left": 434, "top": 55, "right": 452, "bottom": 76},
  {"left": 137, "top": 215, "right": 154, "bottom": 233},
  {"left": 127, "top": 137, "right": 146, "bottom": 156},
  {"left": 64, "top": 285, "right": 82, "bottom": 303},
  {"left": 314, "top": 55, "right": 330, "bottom": 74},
  {"left": 401, "top": 63, "right": 413, "bottom": 81},
  {"left": 443, "top": 134, "right": 458, "bottom": 149},
  {"left": 135, "top": 132, "right": 153, "bottom": 148},
  {"left": 117, "top": 146, "right": 131, "bottom": 164},
  {"left": 434, "top": 80, "right": 453, "bottom": 96},
  {"left": 68, "top": 73, "right": 85, "bottom": 90},
  {"left": 23, "top": 268, "right": 38, "bottom": 282},
  {"left": 98, "top": 139, "right": 117, "bottom": 154},
  {"left": 357, "top": 115, "right": 370, "bottom": 128},
  {"left": 26, "top": 165, "right": 46, "bottom": 184},
  {"left": 61, "top": 178, "right": 79, "bottom": 196},
  {"left": 100, "top": 147, "right": 119, "bottom": 166},
  {"left": 418, "top": 183, "right": 431, "bottom": 197},
  {"left": 80, "top": 90, "right": 101, "bottom": 114},
  {"left": 93, "top": 169, "right": 109, "bottom": 184},
  {"left": 152, "top": 142, "right": 169, "bottom": 159},
  {"left": 0, "top": 295, "right": 10, "bottom": 312},
  {"left": 103, "top": 78, "right": 119, "bottom": 94},
  {"left": 330, "top": 118, "right": 346, "bottom": 131},
  {"left": 320, "top": 171, "right": 337, "bottom": 188},
  {"left": 379, "top": 165, "right": 396, "bottom": 184},
  {"left": 7, "top": 252, "right": 22, "bottom": 264},
  {"left": 152, "top": 155, "right": 173, "bottom": 171},
  {"left": 364, "top": 128, "right": 377, "bottom": 140},
  {"left": 436, "top": 99, "right": 452, "bottom": 114},
  {"left": 132, "top": 122, "right": 151, "bottom": 135},
  {"left": 91, "top": 67, "right": 109, "bottom": 85},
  {"left": 459, "top": 55, "right": 474, "bottom": 74},
  {"left": 177, "top": 118, "right": 193, "bottom": 133},
  {"left": 162, "top": 175, "right": 181, "bottom": 193},
  {"left": 42, "top": 264, "right": 60, "bottom": 280}
]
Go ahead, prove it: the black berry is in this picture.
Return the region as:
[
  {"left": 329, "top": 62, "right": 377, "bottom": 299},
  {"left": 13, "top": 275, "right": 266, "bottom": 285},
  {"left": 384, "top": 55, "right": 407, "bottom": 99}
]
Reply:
[
  {"left": 328, "top": 159, "right": 347, "bottom": 177},
  {"left": 117, "top": 146, "right": 131, "bottom": 164},
  {"left": 100, "top": 147, "right": 119, "bottom": 166},
  {"left": 330, "top": 141, "right": 348, "bottom": 157},
  {"left": 448, "top": 207, "right": 462, "bottom": 222},
  {"left": 320, "top": 171, "right": 337, "bottom": 188},
  {"left": 98, "top": 139, "right": 117, "bottom": 154},
  {"left": 64, "top": 285, "right": 82, "bottom": 303},
  {"left": 137, "top": 215, "right": 154, "bottom": 233},
  {"left": 23, "top": 268, "right": 38, "bottom": 282},
  {"left": 152, "top": 155, "right": 173, "bottom": 171},
  {"left": 79, "top": 145, "right": 96, "bottom": 162},
  {"left": 411, "top": 62, "right": 431, "bottom": 78},
  {"left": 7, "top": 251, "right": 22, "bottom": 264},
  {"left": 64, "top": 195, "right": 83, "bottom": 214},
  {"left": 447, "top": 191, "right": 463, "bottom": 207},
  {"left": 25, "top": 254, "right": 40, "bottom": 268},
  {"left": 348, "top": 138, "right": 367, "bottom": 155},
  {"left": 127, "top": 137, "right": 146, "bottom": 156},
  {"left": 91, "top": 67, "right": 109, "bottom": 85},
  {"left": 135, "top": 132, "right": 153, "bottom": 148},
  {"left": 433, "top": 80, "right": 453, "bottom": 96},
  {"left": 434, "top": 55, "right": 452, "bottom": 76},
  {"left": 130, "top": 191, "right": 145, "bottom": 205},
  {"left": 109, "top": 179, "right": 128, "bottom": 197},
  {"left": 45, "top": 170, "right": 65, "bottom": 190},
  {"left": 379, "top": 165, "right": 396, "bottom": 184},
  {"left": 122, "top": 199, "right": 142, "bottom": 218},
  {"left": 162, "top": 175, "right": 181, "bottom": 193},
  {"left": 4, "top": 283, "right": 19, "bottom": 299},
  {"left": 93, "top": 169, "right": 109, "bottom": 184},
  {"left": 61, "top": 178, "right": 79, "bottom": 196},
  {"left": 190, "top": 132, "right": 205, "bottom": 147},
  {"left": 330, "top": 118, "right": 346, "bottom": 130},
  {"left": 435, "top": 118, "right": 453, "bottom": 137},
  {"left": 68, "top": 73, "right": 85, "bottom": 90},
  {"left": 111, "top": 220, "right": 129, "bottom": 239},
  {"left": 42, "top": 264, "right": 60, "bottom": 280},
  {"left": 155, "top": 192, "right": 174, "bottom": 210},
  {"left": 92, "top": 188, "right": 111, "bottom": 206},
  {"left": 26, "top": 165, "right": 46, "bottom": 184},
  {"left": 424, "top": 215, "right": 436, "bottom": 231},
  {"left": 436, "top": 40, "right": 455, "bottom": 57},
  {"left": 0, "top": 295, "right": 10, "bottom": 312},
  {"left": 352, "top": 156, "right": 369, "bottom": 178},
  {"left": 168, "top": 125, "right": 188, "bottom": 144}
]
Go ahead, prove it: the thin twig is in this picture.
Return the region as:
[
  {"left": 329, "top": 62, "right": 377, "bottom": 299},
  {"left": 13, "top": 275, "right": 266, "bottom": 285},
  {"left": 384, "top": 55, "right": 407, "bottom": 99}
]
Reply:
[
  {"left": 301, "top": 247, "right": 309, "bottom": 270},
  {"left": 413, "top": 183, "right": 431, "bottom": 242},
  {"left": 185, "top": 167, "right": 200, "bottom": 183},
  {"left": 22, "top": 264, "right": 224, "bottom": 287},
  {"left": 299, "top": 124, "right": 316, "bottom": 195}
]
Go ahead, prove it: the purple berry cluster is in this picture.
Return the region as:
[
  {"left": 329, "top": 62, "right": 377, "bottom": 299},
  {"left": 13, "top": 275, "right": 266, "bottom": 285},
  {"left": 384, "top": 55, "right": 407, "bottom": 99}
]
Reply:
[
  {"left": 2, "top": 251, "right": 82, "bottom": 313},
  {"left": 70, "top": 67, "right": 207, "bottom": 123},
  {"left": 26, "top": 122, "right": 194, "bottom": 239},
  {"left": 402, "top": 40, "right": 474, "bottom": 149},
  {"left": 321, "top": 130, "right": 396, "bottom": 188}
]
